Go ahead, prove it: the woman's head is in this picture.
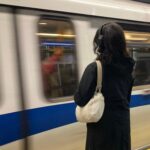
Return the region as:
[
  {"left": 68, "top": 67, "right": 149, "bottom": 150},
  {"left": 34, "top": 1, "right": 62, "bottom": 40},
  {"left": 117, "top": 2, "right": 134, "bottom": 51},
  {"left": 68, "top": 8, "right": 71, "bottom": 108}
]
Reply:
[{"left": 93, "top": 22, "right": 129, "bottom": 63}]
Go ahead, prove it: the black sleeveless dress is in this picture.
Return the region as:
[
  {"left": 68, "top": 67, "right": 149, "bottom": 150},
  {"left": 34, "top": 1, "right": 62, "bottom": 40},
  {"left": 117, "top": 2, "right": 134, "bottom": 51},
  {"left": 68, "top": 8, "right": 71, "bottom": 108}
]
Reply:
[{"left": 74, "top": 56, "right": 134, "bottom": 150}]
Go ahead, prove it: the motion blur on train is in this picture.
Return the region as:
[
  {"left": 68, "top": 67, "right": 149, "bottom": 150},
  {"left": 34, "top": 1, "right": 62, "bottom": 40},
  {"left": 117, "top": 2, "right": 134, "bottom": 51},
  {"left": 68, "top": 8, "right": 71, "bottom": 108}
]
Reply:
[{"left": 0, "top": 0, "right": 150, "bottom": 150}]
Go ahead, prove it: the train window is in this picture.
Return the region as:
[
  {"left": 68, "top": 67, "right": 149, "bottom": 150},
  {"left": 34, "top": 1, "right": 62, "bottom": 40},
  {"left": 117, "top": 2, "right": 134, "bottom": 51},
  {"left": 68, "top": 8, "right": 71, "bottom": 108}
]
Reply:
[
  {"left": 37, "top": 18, "right": 78, "bottom": 100},
  {"left": 125, "top": 31, "right": 150, "bottom": 86}
]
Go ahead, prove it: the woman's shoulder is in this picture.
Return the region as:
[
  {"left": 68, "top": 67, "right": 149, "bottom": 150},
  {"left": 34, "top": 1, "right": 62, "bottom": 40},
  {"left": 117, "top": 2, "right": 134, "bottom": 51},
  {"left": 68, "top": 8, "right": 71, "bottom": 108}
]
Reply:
[
  {"left": 85, "top": 61, "right": 97, "bottom": 72},
  {"left": 82, "top": 61, "right": 97, "bottom": 76}
]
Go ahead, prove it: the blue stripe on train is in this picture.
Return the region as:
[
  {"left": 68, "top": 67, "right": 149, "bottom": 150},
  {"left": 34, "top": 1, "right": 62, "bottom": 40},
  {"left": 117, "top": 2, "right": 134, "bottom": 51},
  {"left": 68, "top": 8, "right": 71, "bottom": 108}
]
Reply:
[
  {"left": 0, "top": 103, "right": 76, "bottom": 146},
  {"left": 130, "top": 94, "right": 150, "bottom": 107},
  {"left": 0, "top": 94, "right": 150, "bottom": 146}
]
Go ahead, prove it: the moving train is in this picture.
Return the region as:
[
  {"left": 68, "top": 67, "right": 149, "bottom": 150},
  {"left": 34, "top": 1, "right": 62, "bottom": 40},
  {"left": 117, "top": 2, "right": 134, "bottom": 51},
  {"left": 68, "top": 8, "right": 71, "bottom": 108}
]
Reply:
[{"left": 0, "top": 0, "right": 150, "bottom": 150}]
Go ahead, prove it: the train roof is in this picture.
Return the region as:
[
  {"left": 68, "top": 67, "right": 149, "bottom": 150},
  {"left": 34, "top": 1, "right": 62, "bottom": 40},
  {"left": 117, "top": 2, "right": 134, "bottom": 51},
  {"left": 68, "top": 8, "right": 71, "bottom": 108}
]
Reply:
[{"left": 0, "top": 0, "right": 150, "bottom": 23}]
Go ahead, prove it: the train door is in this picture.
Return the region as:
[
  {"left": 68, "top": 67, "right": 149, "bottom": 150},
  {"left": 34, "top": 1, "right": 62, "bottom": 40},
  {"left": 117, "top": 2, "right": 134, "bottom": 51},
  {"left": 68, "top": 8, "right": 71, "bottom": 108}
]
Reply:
[
  {"left": 0, "top": 7, "right": 27, "bottom": 150},
  {"left": 15, "top": 9, "right": 86, "bottom": 150}
]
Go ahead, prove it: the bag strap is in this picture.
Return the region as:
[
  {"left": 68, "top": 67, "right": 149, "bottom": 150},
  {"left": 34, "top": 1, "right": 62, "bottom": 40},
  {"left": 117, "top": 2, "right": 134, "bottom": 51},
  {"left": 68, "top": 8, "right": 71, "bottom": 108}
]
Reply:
[{"left": 96, "top": 61, "right": 102, "bottom": 92}]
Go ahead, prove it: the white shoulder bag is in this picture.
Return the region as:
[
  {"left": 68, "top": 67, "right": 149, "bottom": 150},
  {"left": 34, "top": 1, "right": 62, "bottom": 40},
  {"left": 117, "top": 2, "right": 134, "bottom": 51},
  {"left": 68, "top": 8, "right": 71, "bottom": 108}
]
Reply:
[{"left": 75, "top": 61, "right": 105, "bottom": 123}]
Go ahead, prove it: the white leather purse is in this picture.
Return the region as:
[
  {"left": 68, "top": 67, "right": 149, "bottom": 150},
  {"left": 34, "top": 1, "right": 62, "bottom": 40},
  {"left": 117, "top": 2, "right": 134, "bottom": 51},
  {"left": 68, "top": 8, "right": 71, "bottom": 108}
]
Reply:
[{"left": 75, "top": 61, "right": 105, "bottom": 123}]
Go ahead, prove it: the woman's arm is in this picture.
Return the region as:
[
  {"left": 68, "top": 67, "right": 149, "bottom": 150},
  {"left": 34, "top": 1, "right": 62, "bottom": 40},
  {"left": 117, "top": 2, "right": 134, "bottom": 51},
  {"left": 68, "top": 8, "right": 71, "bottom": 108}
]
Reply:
[
  {"left": 74, "top": 62, "right": 97, "bottom": 106},
  {"left": 127, "top": 78, "right": 134, "bottom": 103}
]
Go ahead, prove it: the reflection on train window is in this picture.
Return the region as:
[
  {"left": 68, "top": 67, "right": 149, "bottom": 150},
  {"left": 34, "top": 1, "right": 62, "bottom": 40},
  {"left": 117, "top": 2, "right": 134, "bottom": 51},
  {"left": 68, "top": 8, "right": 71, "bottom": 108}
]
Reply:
[
  {"left": 130, "top": 47, "right": 150, "bottom": 86},
  {"left": 125, "top": 31, "right": 150, "bottom": 86},
  {"left": 37, "top": 18, "right": 78, "bottom": 100}
]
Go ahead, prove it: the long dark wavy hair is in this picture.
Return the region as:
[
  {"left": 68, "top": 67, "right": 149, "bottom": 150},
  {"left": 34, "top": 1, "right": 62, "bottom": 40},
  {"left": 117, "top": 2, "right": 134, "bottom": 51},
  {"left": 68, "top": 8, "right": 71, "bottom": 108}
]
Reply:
[{"left": 93, "top": 22, "right": 129, "bottom": 64}]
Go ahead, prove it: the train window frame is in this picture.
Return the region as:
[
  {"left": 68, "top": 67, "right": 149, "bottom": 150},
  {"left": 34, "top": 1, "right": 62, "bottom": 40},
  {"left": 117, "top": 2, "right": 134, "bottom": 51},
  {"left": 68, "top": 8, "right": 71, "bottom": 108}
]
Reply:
[
  {"left": 117, "top": 22, "right": 150, "bottom": 91},
  {"left": 125, "top": 30, "right": 150, "bottom": 89},
  {"left": 0, "top": 42, "right": 2, "bottom": 105},
  {"left": 37, "top": 16, "right": 78, "bottom": 102}
]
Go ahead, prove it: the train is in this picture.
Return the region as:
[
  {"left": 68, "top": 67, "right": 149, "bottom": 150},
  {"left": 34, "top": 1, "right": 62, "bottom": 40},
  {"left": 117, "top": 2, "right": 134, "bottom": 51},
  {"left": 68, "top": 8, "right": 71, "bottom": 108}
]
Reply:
[{"left": 0, "top": 0, "right": 150, "bottom": 150}]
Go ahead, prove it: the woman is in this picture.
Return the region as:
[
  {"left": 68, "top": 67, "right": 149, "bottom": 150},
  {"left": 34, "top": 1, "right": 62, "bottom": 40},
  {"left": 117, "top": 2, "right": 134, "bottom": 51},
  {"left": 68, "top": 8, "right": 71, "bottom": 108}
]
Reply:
[{"left": 74, "top": 22, "right": 135, "bottom": 150}]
